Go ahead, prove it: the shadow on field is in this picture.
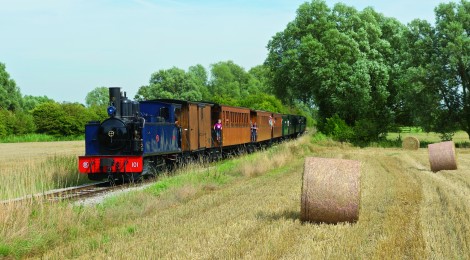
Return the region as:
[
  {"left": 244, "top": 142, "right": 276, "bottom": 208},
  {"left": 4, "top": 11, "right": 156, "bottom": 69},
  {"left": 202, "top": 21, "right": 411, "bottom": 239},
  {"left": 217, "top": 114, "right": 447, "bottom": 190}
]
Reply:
[{"left": 256, "top": 210, "right": 300, "bottom": 222}]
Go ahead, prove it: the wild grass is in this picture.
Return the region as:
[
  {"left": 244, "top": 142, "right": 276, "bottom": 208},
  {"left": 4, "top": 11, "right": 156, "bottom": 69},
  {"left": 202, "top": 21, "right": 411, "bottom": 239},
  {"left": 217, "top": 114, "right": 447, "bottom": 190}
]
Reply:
[
  {"left": 1, "top": 133, "right": 470, "bottom": 258},
  {"left": 0, "top": 133, "right": 83, "bottom": 143},
  {"left": 0, "top": 141, "right": 89, "bottom": 200},
  {"left": 0, "top": 155, "right": 90, "bottom": 200}
]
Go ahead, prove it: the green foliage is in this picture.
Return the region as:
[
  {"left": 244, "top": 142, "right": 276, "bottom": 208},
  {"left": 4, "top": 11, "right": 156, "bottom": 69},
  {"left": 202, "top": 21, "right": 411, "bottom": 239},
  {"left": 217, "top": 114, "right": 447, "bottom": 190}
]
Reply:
[
  {"left": 248, "top": 65, "right": 273, "bottom": 94},
  {"left": 85, "top": 87, "right": 109, "bottom": 107},
  {"left": 0, "top": 63, "right": 22, "bottom": 111},
  {"left": 32, "top": 102, "right": 99, "bottom": 137},
  {"left": 0, "top": 109, "right": 35, "bottom": 137},
  {"left": 135, "top": 66, "right": 208, "bottom": 101},
  {"left": 239, "top": 93, "right": 287, "bottom": 113},
  {"left": 209, "top": 61, "right": 248, "bottom": 99},
  {"left": 11, "top": 110, "right": 36, "bottom": 135},
  {"left": 323, "top": 114, "right": 354, "bottom": 142},
  {"left": 87, "top": 105, "right": 108, "bottom": 122},
  {"left": 288, "top": 101, "right": 317, "bottom": 127},
  {"left": 22, "top": 95, "right": 54, "bottom": 111},
  {"left": 32, "top": 102, "right": 67, "bottom": 136},
  {"left": 352, "top": 119, "right": 383, "bottom": 145},
  {"left": 403, "top": 0, "right": 470, "bottom": 137},
  {"left": 265, "top": 0, "right": 408, "bottom": 142},
  {"left": 137, "top": 62, "right": 296, "bottom": 117}
]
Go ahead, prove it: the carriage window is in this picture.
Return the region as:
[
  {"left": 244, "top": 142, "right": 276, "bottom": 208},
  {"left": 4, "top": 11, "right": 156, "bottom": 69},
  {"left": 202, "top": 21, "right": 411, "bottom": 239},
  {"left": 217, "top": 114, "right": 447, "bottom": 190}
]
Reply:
[
  {"left": 160, "top": 107, "right": 169, "bottom": 121},
  {"left": 225, "top": 111, "right": 230, "bottom": 128},
  {"left": 175, "top": 107, "right": 181, "bottom": 123}
]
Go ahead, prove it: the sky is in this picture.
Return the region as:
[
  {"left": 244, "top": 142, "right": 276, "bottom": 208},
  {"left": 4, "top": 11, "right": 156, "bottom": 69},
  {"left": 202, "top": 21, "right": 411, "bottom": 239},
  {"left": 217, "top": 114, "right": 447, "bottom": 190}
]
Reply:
[{"left": 0, "top": 0, "right": 451, "bottom": 104}]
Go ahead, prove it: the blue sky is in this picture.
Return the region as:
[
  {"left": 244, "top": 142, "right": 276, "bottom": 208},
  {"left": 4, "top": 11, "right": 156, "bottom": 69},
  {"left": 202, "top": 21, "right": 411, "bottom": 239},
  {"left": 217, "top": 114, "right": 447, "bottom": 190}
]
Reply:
[{"left": 0, "top": 0, "right": 450, "bottom": 103}]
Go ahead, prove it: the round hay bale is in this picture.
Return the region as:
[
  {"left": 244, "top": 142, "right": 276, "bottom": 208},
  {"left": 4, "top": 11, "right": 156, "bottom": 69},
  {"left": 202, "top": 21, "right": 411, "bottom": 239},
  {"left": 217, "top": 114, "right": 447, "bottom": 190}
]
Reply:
[
  {"left": 402, "top": 136, "right": 420, "bottom": 150},
  {"left": 300, "top": 157, "right": 361, "bottom": 224},
  {"left": 428, "top": 141, "right": 457, "bottom": 172}
]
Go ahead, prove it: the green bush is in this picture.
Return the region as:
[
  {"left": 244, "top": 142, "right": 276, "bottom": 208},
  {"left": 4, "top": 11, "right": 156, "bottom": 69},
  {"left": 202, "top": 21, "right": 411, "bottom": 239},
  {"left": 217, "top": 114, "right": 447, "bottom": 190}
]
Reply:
[
  {"left": 0, "top": 109, "right": 36, "bottom": 137},
  {"left": 32, "top": 102, "right": 100, "bottom": 137},
  {"left": 323, "top": 114, "right": 354, "bottom": 142}
]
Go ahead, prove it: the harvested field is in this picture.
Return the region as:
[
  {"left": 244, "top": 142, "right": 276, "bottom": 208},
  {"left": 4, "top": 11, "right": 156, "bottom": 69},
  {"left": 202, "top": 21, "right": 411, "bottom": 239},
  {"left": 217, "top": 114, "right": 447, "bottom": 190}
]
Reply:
[
  {"left": 0, "top": 141, "right": 83, "bottom": 173},
  {"left": 29, "top": 142, "right": 470, "bottom": 259}
]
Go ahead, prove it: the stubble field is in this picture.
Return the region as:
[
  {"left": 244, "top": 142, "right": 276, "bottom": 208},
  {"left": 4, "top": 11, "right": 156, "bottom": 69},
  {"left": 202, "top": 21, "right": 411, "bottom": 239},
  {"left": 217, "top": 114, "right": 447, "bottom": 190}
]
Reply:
[{"left": 1, "top": 134, "right": 470, "bottom": 258}]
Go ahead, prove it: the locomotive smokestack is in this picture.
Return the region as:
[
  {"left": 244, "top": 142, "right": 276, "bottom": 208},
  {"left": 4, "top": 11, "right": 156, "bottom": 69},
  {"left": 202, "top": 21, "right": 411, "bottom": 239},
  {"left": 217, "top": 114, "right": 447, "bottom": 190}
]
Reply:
[{"left": 109, "top": 87, "right": 121, "bottom": 117}]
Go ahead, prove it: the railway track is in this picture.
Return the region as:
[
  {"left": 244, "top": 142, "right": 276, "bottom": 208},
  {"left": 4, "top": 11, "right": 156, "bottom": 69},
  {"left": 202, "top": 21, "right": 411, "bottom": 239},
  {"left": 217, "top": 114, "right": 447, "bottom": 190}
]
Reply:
[
  {"left": 43, "top": 181, "right": 113, "bottom": 202},
  {"left": 1, "top": 181, "right": 130, "bottom": 204}
]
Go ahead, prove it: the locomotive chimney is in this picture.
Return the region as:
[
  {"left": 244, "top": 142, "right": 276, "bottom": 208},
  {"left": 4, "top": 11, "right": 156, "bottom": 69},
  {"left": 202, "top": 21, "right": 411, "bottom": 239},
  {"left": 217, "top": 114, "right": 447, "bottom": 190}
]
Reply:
[{"left": 109, "top": 87, "right": 121, "bottom": 117}]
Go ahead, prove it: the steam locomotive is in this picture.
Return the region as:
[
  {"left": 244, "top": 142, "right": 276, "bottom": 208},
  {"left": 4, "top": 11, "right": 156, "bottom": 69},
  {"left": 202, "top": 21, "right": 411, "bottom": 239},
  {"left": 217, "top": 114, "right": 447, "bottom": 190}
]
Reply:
[{"left": 78, "top": 87, "right": 306, "bottom": 182}]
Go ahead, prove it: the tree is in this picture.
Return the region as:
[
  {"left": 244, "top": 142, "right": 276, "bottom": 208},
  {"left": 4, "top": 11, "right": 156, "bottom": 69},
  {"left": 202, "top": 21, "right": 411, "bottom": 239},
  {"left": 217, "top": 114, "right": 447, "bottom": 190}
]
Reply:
[
  {"left": 208, "top": 61, "right": 250, "bottom": 100},
  {"left": 32, "top": 102, "right": 98, "bottom": 137},
  {"left": 188, "top": 64, "right": 210, "bottom": 100},
  {"left": 404, "top": 0, "right": 470, "bottom": 138},
  {"left": 239, "top": 93, "right": 287, "bottom": 113},
  {"left": 248, "top": 65, "right": 273, "bottom": 94},
  {"left": 265, "top": 0, "right": 408, "bottom": 141},
  {"left": 135, "top": 67, "right": 204, "bottom": 101},
  {"left": 85, "top": 87, "right": 109, "bottom": 107},
  {"left": 434, "top": 0, "right": 470, "bottom": 136},
  {"left": 0, "top": 63, "right": 22, "bottom": 111},
  {"left": 22, "top": 95, "right": 55, "bottom": 111}
]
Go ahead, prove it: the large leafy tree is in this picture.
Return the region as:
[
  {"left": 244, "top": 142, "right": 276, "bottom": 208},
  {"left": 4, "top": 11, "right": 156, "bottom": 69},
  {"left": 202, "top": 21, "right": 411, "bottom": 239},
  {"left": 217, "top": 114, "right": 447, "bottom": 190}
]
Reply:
[
  {"left": 209, "top": 61, "right": 251, "bottom": 100},
  {"left": 433, "top": 0, "right": 470, "bottom": 135},
  {"left": 188, "top": 64, "right": 210, "bottom": 100},
  {"left": 248, "top": 65, "right": 273, "bottom": 94},
  {"left": 0, "top": 63, "right": 22, "bottom": 111},
  {"left": 265, "top": 0, "right": 407, "bottom": 141},
  {"left": 85, "top": 86, "right": 109, "bottom": 107},
  {"left": 404, "top": 0, "right": 470, "bottom": 137},
  {"left": 136, "top": 67, "right": 206, "bottom": 101}
]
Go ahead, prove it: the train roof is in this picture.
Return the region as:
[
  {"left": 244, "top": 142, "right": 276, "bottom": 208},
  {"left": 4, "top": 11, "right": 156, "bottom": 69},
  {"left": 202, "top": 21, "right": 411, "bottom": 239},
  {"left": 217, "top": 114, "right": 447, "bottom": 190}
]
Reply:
[{"left": 142, "top": 99, "right": 214, "bottom": 107}]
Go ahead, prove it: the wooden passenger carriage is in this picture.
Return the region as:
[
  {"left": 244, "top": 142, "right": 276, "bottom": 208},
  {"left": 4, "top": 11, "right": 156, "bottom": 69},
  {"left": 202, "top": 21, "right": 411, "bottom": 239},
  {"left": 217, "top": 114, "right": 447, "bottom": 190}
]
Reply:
[
  {"left": 155, "top": 99, "right": 213, "bottom": 152},
  {"left": 212, "top": 104, "right": 251, "bottom": 147}
]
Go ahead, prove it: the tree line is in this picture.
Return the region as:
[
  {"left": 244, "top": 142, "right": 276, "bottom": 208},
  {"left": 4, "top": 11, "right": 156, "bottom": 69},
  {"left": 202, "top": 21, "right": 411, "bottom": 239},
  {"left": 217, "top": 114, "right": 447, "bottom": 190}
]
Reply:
[
  {"left": 266, "top": 0, "right": 469, "bottom": 143},
  {"left": 0, "top": 60, "right": 312, "bottom": 138},
  {"left": 0, "top": 0, "right": 468, "bottom": 143}
]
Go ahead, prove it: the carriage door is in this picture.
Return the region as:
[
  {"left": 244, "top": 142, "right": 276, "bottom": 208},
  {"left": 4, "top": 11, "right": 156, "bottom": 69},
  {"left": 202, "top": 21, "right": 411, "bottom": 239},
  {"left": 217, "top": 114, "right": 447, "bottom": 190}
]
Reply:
[
  {"left": 189, "top": 104, "right": 199, "bottom": 151},
  {"left": 197, "top": 104, "right": 210, "bottom": 149}
]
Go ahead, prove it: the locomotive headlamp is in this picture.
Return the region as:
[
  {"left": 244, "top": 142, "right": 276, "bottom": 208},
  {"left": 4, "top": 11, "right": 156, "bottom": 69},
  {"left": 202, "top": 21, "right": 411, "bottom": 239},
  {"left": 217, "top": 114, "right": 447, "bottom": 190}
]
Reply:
[{"left": 107, "top": 106, "right": 117, "bottom": 117}]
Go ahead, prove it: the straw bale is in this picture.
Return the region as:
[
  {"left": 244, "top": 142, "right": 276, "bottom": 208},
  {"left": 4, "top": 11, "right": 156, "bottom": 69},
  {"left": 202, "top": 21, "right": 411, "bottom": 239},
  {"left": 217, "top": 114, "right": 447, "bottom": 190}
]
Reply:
[
  {"left": 402, "top": 136, "right": 420, "bottom": 150},
  {"left": 301, "top": 157, "right": 361, "bottom": 224},
  {"left": 428, "top": 141, "right": 457, "bottom": 172}
]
